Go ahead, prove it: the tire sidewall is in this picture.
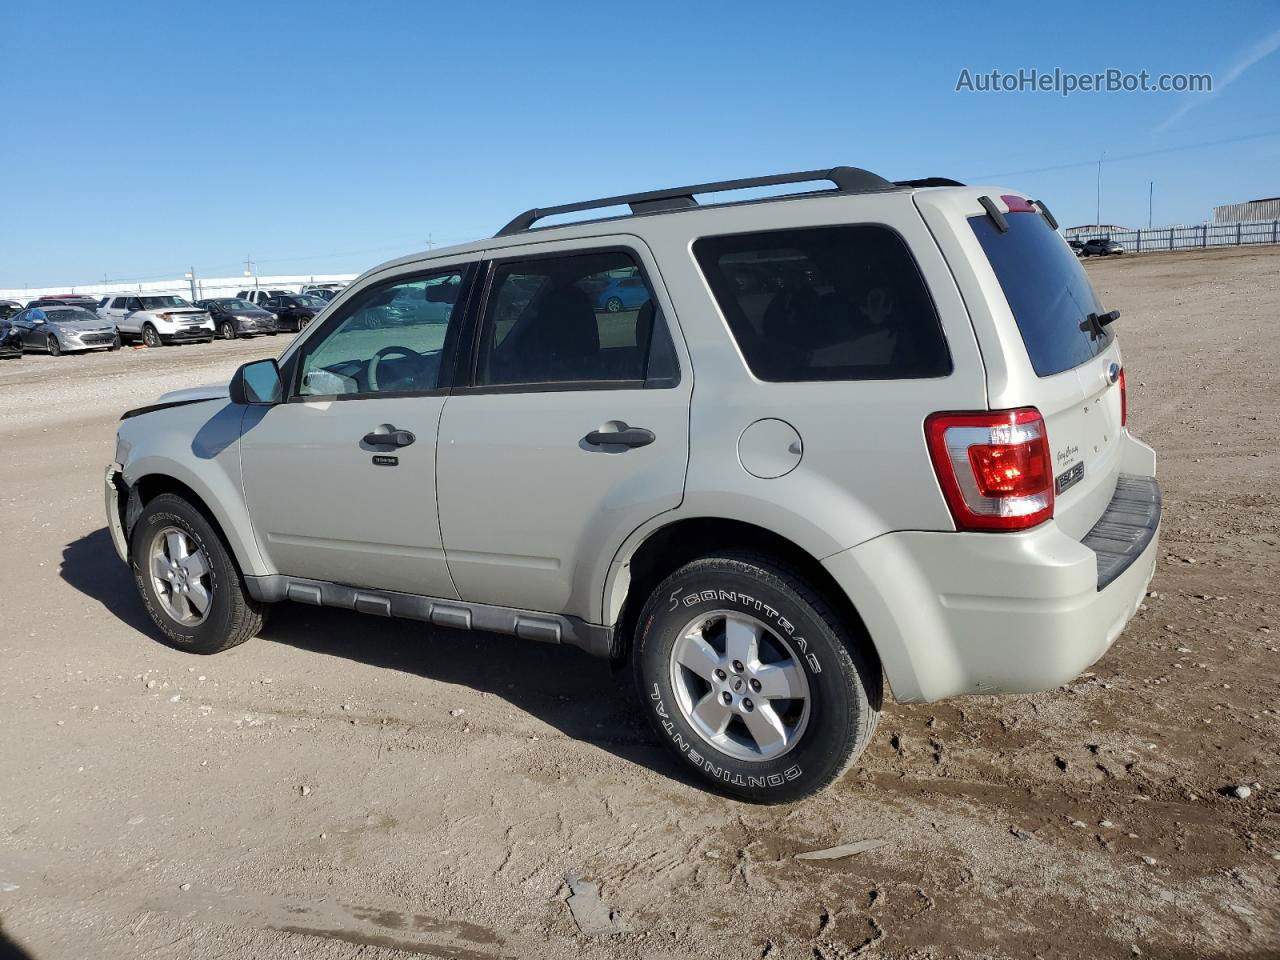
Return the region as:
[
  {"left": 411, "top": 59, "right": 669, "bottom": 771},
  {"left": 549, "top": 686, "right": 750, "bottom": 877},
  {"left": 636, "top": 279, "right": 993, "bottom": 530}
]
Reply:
[
  {"left": 130, "top": 496, "right": 238, "bottom": 653},
  {"left": 635, "top": 561, "right": 863, "bottom": 802}
]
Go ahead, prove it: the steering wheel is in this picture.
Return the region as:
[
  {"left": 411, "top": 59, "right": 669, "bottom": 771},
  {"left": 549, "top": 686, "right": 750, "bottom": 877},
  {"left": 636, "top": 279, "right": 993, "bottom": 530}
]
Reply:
[{"left": 367, "top": 344, "right": 423, "bottom": 392}]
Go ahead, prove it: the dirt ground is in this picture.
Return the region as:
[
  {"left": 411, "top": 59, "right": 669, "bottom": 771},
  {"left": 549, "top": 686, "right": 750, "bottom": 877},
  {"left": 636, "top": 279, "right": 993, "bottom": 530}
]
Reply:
[{"left": 1, "top": 246, "right": 1277, "bottom": 960}]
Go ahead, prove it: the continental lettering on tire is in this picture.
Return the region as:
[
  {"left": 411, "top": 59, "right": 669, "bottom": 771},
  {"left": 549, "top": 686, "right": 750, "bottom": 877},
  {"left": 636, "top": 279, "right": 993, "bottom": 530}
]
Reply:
[
  {"left": 667, "top": 585, "right": 821, "bottom": 673},
  {"left": 650, "top": 683, "right": 801, "bottom": 787}
]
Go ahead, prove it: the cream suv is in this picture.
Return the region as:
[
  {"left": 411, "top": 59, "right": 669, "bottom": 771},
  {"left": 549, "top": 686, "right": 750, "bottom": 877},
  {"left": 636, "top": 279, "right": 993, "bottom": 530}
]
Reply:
[{"left": 105, "top": 167, "right": 1159, "bottom": 802}]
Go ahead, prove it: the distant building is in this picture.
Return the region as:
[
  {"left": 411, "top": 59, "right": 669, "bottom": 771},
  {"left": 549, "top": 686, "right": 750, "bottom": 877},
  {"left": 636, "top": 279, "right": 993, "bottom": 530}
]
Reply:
[
  {"left": 1064, "top": 224, "right": 1131, "bottom": 238},
  {"left": 1213, "top": 197, "right": 1280, "bottom": 224}
]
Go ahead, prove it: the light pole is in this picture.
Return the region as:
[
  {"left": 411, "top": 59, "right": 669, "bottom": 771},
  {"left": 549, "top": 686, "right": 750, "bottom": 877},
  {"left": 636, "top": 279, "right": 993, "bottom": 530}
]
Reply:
[
  {"left": 185, "top": 267, "right": 197, "bottom": 302},
  {"left": 1148, "top": 181, "right": 1154, "bottom": 229},
  {"left": 1095, "top": 153, "right": 1104, "bottom": 230},
  {"left": 244, "top": 256, "right": 257, "bottom": 294}
]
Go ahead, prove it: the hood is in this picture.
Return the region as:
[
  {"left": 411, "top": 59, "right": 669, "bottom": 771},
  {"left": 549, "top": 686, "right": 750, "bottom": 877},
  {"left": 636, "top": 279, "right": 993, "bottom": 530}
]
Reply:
[
  {"left": 53, "top": 320, "right": 115, "bottom": 333},
  {"left": 157, "top": 383, "right": 230, "bottom": 404}
]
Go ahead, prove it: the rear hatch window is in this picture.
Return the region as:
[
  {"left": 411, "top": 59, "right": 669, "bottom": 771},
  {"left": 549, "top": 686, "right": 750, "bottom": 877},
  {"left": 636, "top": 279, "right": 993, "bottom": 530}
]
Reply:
[{"left": 970, "top": 212, "right": 1112, "bottom": 377}]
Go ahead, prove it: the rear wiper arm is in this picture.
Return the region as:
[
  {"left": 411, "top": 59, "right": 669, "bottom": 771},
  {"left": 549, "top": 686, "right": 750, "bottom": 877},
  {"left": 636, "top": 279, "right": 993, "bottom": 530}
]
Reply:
[{"left": 1081, "top": 309, "right": 1120, "bottom": 338}]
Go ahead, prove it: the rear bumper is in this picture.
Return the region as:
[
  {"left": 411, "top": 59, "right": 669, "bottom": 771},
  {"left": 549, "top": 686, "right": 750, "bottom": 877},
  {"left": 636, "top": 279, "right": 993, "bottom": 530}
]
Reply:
[{"left": 824, "top": 435, "right": 1159, "bottom": 703}]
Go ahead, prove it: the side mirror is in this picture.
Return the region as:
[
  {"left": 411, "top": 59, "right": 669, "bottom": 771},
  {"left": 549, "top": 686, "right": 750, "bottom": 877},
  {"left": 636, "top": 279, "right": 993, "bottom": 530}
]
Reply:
[{"left": 230, "top": 358, "right": 283, "bottom": 406}]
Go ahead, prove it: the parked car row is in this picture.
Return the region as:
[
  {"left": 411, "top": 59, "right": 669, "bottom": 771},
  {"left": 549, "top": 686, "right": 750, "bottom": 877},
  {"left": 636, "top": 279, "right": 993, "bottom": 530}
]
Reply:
[{"left": 0, "top": 284, "right": 346, "bottom": 359}]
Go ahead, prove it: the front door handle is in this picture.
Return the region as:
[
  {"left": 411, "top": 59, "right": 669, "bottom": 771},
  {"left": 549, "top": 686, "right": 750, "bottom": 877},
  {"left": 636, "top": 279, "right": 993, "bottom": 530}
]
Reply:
[
  {"left": 583, "top": 423, "right": 655, "bottom": 448},
  {"left": 363, "top": 425, "right": 416, "bottom": 447}
]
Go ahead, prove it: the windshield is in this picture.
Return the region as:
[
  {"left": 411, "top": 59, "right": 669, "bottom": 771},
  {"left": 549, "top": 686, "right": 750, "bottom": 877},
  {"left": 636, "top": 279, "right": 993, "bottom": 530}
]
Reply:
[
  {"left": 294, "top": 295, "right": 326, "bottom": 308},
  {"left": 46, "top": 307, "right": 99, "bottom": 322},
  {"left": 217, "top": 299, "right": 256, "bottom": 311},
  {"left": 969, "top": 212, "right": 1113, "bottom": 377},
  {"left": 139, "top": 296, "right": 192, "bottom": 309}
]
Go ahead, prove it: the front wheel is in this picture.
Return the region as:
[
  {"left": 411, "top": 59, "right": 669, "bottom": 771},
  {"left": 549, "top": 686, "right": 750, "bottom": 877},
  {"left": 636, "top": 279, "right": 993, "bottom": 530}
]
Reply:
[
  {"left": 108, "top": 335, "right": 121, "bottom": 351},
  {"left": 220, "top": 321, "right": 237, "bottom": 340},
  {"left": 605, "top": 296, "right": 624, "bottom": 313},
  {"left": 634, "top": 554, "right": 881, "bottom": 803},
  {"left": 130, "top": 493, "right": 267, "bottom": 654},
  {"left": 296, "top": 315, "right": 311, "bottom": 332},
  {"left": 142, "top": 325, "right": 162, "bottom": 348}
]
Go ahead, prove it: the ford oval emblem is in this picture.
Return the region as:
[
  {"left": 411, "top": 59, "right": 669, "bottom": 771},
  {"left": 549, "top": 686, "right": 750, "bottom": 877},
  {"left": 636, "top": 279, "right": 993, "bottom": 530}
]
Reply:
[{"left": 1106, "top": 362, "right": 1121, "bottom": 385}]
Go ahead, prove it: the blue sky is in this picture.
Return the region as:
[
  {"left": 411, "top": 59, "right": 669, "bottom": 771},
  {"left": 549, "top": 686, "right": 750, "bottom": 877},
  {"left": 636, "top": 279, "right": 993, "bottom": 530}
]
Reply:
[{"left": 3, "top": 0, "right": 1278, "bottom": 288}]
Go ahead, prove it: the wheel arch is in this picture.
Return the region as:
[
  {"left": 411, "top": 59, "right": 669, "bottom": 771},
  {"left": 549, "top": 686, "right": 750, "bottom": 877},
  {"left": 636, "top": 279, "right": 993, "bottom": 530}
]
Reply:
[
  {"left": 605, "top": 516, "right": 878, "bottom": 671},
  {"left": 123, "top": 463, "right": 269, "bottom": 577}
]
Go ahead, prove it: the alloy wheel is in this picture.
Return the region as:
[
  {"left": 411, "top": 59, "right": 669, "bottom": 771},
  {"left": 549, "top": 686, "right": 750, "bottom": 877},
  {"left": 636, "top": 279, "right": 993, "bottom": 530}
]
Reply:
[
  {"left": 668, "top": 610, "right": 811, "bottom": 762},
  {"left": 148, "top": 526, "right": 213, "bottom": 626}
]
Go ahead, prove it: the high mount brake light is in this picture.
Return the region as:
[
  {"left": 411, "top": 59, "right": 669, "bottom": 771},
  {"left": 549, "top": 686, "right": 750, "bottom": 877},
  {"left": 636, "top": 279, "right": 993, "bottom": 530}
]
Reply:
[
  {"left": 1000, "top": 194, "right": 1037, "bottom": 213},
  {"left": 1118, "top": 367, "right": 1128, "bottom": 427},
  {"left": 925, "top": 408, "right": 1054, "bottom": 532}
]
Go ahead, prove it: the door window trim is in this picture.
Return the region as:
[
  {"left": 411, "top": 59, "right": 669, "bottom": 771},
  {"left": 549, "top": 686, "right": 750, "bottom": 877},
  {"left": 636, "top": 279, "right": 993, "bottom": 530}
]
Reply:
[
  {"left": 284, "top": 262, "right": 480, "bottom": 404},
  {"left": 453, "top": 243, "right": 682, "bottom": 396}
]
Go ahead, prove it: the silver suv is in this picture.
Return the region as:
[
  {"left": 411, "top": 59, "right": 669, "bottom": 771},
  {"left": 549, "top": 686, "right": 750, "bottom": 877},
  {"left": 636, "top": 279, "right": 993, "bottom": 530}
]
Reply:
[{"left": 104, "top": 168, "right": 1159, "bottom": 802}]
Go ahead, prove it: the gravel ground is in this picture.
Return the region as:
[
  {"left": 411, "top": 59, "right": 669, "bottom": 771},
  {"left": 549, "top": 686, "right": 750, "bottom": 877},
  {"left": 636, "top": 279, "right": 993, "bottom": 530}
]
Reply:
[{"left": 1, "top": 247, "right": 1277, "bottom": 959}]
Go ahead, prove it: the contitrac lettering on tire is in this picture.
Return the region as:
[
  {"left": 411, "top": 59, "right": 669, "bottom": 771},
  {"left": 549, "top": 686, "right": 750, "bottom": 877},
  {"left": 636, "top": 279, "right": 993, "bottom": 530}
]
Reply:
[
  {"left": 650, "top": 683, "right": 801, "bottom": 787},
  {"left": 672, "top": 588, "right": 821, "bottom": 674}
]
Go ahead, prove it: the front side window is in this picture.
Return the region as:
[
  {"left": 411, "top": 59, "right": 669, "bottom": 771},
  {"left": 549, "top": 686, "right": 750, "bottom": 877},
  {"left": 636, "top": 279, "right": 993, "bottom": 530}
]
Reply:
[
  {"left": 694, "top": 225, "right": 951, "bottom": 382},
  {"left": 476, "top": 250, "right": 674, "bottom": 387},
  {"left": 295, "top": 268, "right": 470, "bottom": 398}
]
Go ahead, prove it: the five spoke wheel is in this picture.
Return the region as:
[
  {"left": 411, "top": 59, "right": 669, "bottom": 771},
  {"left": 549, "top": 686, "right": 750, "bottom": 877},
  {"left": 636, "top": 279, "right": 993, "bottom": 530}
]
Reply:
[
  {"left": 669, "top": 610, "right": 810, "bottom": 762},
  {"left": 149, "top": 526, "right": 213, "bottom": 626}
]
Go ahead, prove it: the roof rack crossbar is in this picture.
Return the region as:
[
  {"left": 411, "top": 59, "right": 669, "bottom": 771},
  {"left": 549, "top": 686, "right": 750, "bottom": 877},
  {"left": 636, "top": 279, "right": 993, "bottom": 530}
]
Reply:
[{"left": 495, "top": 166, "right": 897, "bottom": 236}]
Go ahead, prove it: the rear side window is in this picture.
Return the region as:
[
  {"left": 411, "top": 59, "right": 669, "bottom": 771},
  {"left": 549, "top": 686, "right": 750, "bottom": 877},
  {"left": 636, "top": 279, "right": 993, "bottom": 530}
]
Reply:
[
  {"left": 693, "top": 225, "right": 951, "bottom": 382},
  {"left": 970, "top": 212, "right": 1113, "bottom": 377},
  {"left": 475, "top": 250, "right": 676, "bottom": 387},
  {"left": 111, "top": 297, "right": 127, "bottom": 308}
]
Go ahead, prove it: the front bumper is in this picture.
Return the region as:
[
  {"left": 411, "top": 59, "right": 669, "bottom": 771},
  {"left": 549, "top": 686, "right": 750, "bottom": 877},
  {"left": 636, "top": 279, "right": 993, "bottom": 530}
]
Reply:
[
  {"left": 823, "top": 438, "right": 1160, "bottom": 703},
  {"left": 163, "top": 325, "right": 214, "bottom": 343},
  {"left": 105, "top": 463, "right": 129, "bottom": 563}
]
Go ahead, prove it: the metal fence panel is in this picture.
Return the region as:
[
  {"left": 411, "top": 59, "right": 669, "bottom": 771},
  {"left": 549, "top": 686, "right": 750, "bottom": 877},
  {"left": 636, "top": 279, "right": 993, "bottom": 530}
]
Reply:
[{"left": 1094, "top": 220, "right": 1280, "bottom": 253}]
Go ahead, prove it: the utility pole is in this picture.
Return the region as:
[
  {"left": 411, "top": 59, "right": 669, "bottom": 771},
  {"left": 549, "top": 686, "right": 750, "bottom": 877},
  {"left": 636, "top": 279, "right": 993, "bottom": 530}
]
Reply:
[
  {"left": 426, "top": 232, "right": 433, "bottom": 250},
  {"left": 1095, "top": 154, "right": 1103, "bottom": 229},
  {"left": 1148, "top": 181, "right": 1154, "bottom": 229},
  {"left": 185, "top": 267, "right": 197, "bottom": 302},
  {"left": 244, "top": 256, "right": 257, "bottom": 294}
]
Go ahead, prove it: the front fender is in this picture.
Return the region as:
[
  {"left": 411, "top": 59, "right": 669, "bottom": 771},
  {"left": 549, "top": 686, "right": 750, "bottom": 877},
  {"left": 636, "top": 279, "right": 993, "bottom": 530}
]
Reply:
[{"left": 117, "top": 400, "right": 270, "bottom": 577}]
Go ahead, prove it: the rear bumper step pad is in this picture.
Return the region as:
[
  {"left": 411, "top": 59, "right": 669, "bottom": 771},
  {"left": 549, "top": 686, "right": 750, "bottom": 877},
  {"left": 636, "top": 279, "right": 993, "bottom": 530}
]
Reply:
[{"left": 1082, "top": 473, "right": 1161, "bottom": 590}]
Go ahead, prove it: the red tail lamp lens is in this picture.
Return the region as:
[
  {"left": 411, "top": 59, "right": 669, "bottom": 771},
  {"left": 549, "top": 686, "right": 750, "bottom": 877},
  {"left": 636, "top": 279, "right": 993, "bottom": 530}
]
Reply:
[{"left": 925, "top": 408, "right": 1055, "bottom": 531}]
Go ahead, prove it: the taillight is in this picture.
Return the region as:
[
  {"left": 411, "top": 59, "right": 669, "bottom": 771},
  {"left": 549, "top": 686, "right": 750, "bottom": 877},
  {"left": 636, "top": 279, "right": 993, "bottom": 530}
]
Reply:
[
  {"left": 924, "top": 408, "right": 1054, "bottom": 531},
  {"left": 1118, "top": 367, "right": 1127, "bottom": 427}
]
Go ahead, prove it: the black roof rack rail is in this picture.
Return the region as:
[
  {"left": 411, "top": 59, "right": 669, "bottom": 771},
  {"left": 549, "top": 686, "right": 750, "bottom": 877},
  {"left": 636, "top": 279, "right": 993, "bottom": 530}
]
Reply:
[
  {"left": 495, "top": 166, "right": 898, "bottom": 237},
  {"left": 894, "top": 177, "right": 966, "bottom": 188}
]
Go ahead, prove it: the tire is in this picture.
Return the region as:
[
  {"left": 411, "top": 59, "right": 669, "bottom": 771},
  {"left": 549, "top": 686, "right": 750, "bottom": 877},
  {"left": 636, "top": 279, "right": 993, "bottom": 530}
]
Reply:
[
  {"left": 142, "top": 325, "right": 162, "bottom": 348},
  {"left": 130, "top": 493, "right": 267, "bottom": 655},
  {"left": 108, "top": 335, "right": 121, "bottom": 351},
  {"left": 46, "top": 335, "right": 63, "bottom": 357},
  {"left": 220, "top": 321, "right": 237, "bottom": 340},
  {"left": 605, "top": 296, "right": 624, "bottom": 313},
  {"left": 634, "top": 553, "right": 881, "bottom": 803},
  {"left": 296, "top": 315, "right": 311, "bottom": 332}
]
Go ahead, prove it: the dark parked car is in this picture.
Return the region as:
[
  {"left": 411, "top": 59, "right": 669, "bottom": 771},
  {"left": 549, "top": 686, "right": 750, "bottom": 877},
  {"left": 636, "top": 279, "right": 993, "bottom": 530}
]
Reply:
[
  {"left": 196, "top": 298, "right": 280, "bottom": 339},
  {"left": 0, "top": 299, "right": 23, "bottom": 321},
  {"left": 8, "top": 306, "right": 120, "bottom": 355},
  {"left": 0, "top": 318, "right": 22, "bottom": 359},
  {"left": 1067, "top": 238, "right": 1086, "bottom": 257},
  {"left": 262, "top": 293, "right": 325, "bottom": 332},
  {"left": 1080, "top": 238, "right": 1124, "bottom": 257},
  {"left": 27, "top": 294, "right": 102, "bottom": 311}
]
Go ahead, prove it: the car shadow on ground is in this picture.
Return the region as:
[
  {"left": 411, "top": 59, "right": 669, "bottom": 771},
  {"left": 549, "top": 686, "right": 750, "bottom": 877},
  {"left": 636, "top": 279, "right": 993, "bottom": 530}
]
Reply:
[{"left": 60, "top": 527, "right": 696, "bottom": 791}]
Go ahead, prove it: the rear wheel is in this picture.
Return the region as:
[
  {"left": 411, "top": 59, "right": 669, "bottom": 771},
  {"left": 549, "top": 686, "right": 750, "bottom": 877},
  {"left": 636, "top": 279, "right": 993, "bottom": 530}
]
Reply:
[
  {"left": 142, "top": 324, "right": 162, "bottom": 348},
  {"left": 47, "top": 335, "right": 62, "bottom": 357},
  {"left": 605, "top": 296, "right": 624, "bottom": 313},
  {"left": 130, "top": 493, "right": 266, "bottom": 654},
  {"left": 634, "top": 553, "right": 880, "bottom": 803}
]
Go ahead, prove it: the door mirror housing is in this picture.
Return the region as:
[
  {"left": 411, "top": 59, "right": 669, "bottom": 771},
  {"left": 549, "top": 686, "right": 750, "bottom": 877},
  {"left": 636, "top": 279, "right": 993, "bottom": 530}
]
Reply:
[{"left": 230, "top": 358, "right": 283, "bottom": 405}]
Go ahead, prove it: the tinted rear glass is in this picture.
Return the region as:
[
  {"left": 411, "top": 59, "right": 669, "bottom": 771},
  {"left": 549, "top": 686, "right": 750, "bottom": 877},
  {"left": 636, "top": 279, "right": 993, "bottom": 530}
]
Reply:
[
  {"left": 693, "top": 225, "right": 951, "bottom": 382},
  {"left": 970, "top": 212, "right": 1113, "bottom": 377}
]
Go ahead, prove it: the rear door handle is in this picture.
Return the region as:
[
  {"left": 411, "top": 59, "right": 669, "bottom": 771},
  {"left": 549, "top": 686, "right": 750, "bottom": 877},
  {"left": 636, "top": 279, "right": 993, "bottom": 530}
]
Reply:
[
  {"left": 363, "top": 425, "right": 416, "bottom": 447},
  {"left": 583, "top": 423, "right": 655, "bottom": 448}
]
